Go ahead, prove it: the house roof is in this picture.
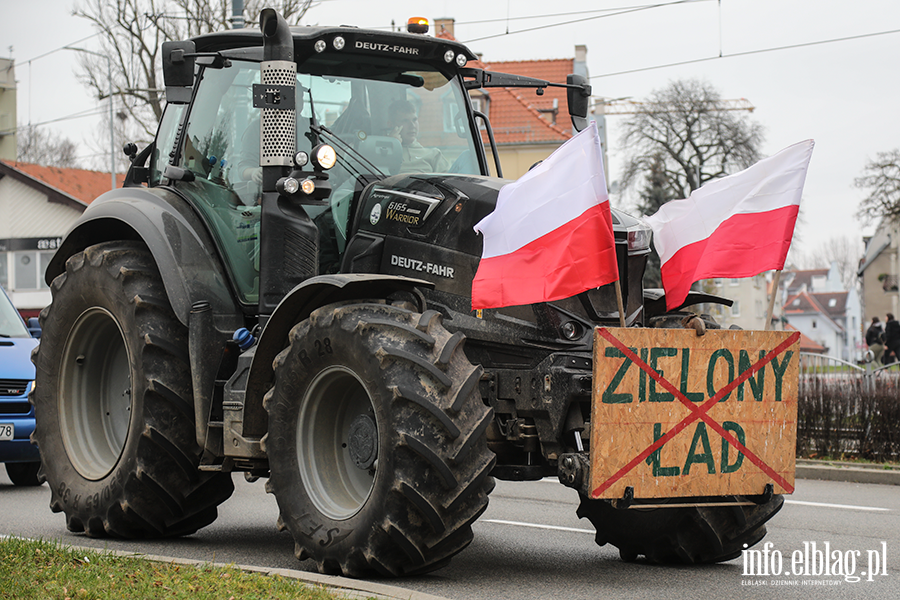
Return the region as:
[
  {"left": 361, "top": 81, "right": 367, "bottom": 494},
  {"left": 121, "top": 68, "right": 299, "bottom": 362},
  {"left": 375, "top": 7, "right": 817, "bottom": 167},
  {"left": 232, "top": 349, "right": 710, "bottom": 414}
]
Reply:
[
  {"left": 0, "top": 160, "right": 124, "bottom": 210},
  {"left": 785, "top": 323, "right": 827, "bottom": 354},
  {"left": 783, "top": 290, "right": 844, "bottom": 332},
  {"left": 435, "top": 30, "right": 572, "bottom": 146},
  {"left": 784, "top": 268, "right": 829, "bottom": 293},
  {"left": 811, "top": 291, "right": 848, "bottom": 320}
]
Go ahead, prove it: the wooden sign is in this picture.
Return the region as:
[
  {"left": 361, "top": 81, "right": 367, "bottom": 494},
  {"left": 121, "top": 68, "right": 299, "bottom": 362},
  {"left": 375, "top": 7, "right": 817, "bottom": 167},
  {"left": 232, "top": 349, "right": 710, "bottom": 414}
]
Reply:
[{"left": 590, "top": 327, "right": 800, "bottom": 500}]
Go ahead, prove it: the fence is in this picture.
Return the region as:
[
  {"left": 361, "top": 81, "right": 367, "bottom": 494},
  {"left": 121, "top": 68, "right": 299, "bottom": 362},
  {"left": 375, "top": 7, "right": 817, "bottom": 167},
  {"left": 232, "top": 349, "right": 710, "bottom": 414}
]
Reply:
[{"left": 796, "top": 352, "right": 900, "bottom": 462}]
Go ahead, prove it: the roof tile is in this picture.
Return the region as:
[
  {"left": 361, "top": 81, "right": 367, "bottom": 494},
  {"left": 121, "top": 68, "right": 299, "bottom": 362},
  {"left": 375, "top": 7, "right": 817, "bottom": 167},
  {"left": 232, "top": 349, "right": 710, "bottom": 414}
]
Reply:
[{"left": 6, "top": 161, "right": 125, "bottom": 205}]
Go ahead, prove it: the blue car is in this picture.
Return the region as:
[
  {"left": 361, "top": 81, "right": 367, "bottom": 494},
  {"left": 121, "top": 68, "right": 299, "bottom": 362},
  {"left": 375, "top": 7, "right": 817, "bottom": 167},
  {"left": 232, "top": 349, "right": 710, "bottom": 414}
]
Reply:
[{"left": 0, "top": 286, "right": 42, "bottom": 486}]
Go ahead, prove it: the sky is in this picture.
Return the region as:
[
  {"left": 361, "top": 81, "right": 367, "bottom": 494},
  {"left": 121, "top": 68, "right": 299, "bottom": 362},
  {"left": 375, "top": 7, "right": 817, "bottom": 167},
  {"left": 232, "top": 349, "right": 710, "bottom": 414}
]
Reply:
[{"left": 2, "top": 0, "right": 899, "bottom": 261}]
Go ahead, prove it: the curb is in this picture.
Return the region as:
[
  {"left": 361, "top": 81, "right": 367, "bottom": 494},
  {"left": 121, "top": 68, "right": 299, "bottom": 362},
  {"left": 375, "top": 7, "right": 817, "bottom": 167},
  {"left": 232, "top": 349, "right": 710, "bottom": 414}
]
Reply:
[
  {"left": 795, "top": 459, "right": 900, "bottom": 486},
  {"left": 0, "top": 535, "right": 450, "bottom": 600}
]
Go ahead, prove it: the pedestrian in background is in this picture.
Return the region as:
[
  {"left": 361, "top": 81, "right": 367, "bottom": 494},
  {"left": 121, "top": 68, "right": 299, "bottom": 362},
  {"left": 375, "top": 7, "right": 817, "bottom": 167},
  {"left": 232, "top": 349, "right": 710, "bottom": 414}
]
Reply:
[
  {"left": 866, "top": 316, "right": 885, "bottom": 365},
  {"left": 884, "top": 313, "right": 900, "bottom": 365}
]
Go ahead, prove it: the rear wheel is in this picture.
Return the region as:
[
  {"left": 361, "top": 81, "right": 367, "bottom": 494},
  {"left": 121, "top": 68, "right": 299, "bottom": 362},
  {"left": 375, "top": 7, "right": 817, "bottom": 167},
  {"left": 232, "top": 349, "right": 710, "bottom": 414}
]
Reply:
[
  {"left": 5, "top": 462, "right": 42, "bottom": 486},
  {"left": 264, "top": 302, "right": 495, "bottom": 577},
  {"left": 576, "top": 493, "right": 783, "bottom": 563},
  {"left": 32, "top": 241, "right": 233, "bottom": 537}
]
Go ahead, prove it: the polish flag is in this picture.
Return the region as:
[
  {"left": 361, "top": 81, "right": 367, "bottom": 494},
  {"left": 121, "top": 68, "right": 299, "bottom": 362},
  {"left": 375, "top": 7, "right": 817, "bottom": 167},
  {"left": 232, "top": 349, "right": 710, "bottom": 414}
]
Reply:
[
  {"left": 471, "top": 122, "right": 618, "bottom": 310},
  {"left": 645, "top": 140, "right": 814, "bottom": 311}
]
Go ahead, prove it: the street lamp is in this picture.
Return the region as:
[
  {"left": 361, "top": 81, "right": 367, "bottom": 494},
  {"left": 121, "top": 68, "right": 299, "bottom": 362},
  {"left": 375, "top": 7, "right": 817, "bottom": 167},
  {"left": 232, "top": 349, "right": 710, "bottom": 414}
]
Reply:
[{"left": 65, "top": 46, "right": 115, "bottom": 190}]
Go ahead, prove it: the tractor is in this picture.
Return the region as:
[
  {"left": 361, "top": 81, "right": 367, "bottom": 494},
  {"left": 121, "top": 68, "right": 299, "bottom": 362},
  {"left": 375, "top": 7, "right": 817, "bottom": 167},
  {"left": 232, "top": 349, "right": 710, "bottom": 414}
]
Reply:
[{"left": 32, "top": 9, "right": 785, "bottom": 577}]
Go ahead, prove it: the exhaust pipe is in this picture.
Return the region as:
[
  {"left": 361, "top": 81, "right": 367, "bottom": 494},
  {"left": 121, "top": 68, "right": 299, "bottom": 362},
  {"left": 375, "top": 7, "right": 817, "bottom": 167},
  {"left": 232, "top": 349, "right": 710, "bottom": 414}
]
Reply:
[
  {"left": 258, "top": 8, "right": 296, "bottom": 181},
  {"left": 260, "top": 8, "right": 293, "bottom": 62}
]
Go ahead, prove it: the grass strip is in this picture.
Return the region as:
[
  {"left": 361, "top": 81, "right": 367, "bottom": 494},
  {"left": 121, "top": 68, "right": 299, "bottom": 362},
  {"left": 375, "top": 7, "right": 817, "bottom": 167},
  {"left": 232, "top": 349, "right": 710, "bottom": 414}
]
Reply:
[{"left": 0, "top": 537, "right": 360, "bottom": 600}]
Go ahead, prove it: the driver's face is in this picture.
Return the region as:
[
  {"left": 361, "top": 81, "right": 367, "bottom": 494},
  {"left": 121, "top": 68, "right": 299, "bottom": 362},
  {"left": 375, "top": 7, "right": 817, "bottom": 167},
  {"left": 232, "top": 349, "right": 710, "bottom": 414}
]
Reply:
[{"left": 395, "top": 111, "right": 418, "bottom": 145}]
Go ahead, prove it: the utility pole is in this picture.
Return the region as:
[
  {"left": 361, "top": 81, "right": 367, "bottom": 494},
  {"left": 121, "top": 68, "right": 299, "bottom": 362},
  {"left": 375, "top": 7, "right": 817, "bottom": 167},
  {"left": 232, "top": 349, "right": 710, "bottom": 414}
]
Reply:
[{"left": 66, "top": 46, "right": 115, "bottom": 190}]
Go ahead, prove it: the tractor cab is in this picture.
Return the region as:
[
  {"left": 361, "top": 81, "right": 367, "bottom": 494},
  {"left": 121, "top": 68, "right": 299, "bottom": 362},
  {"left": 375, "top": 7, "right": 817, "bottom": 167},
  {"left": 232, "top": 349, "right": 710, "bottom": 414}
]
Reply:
[{"left": 144, "top": 13, "right": 590, "bottom": 313}]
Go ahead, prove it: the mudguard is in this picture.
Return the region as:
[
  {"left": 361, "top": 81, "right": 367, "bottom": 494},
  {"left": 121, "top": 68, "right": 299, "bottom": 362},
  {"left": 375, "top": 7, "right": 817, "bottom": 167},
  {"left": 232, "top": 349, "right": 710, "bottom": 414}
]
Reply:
[
  {"left": 46, "top": 186, "right": 244, "bottom": 331},
  {"left": 240, "top": 273, "right": 434, "bottom": 437}
]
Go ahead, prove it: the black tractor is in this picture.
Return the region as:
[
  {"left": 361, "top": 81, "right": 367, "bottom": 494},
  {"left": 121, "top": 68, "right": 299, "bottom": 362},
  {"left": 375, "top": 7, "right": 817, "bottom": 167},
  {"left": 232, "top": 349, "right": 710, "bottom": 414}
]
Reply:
[{"left": 32, "top": 9, "right": 782, "bottom": 577}]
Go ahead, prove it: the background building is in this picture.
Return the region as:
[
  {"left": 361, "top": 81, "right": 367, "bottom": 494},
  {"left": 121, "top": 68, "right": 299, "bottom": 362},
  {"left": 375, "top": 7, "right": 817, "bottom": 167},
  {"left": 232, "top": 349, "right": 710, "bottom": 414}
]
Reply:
[
  {"left": 0, "top": 161, "right": 121, "bottom": 316},
  {"left": 858, "top": 218, "right": 899, "bottom": 327},
  {"left": 780, "top": 264, "right": 862, "bottom": 362},
  {"left": 0, "top": 59, "right": 16, "bottom": 162}
]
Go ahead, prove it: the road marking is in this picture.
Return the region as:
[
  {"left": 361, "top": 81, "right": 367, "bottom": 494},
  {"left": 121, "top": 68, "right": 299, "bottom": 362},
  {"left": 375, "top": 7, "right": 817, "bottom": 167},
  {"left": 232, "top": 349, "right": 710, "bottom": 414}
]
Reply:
[
  {"left": 785, "top": 500, "right": 890, "bottom": 512},
  {"left": 482, "top": 519, "right": 594, "bottom": 534},
  {"left": 484, "top": 501, "right": 889, "bottom": 535}
]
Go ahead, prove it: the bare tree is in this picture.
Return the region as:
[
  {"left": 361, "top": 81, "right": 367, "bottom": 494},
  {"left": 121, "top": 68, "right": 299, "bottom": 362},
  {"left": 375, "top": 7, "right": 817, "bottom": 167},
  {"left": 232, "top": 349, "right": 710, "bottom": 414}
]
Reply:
[
  {"left": 16, "top": 124, "right": 81, "bottom": 168},
  {"left": 789, "top": 235, "right": 862, "bottom": 291},
  {"left": 855, "top": 149, "right": 900, "bottom": 225},
  {"left": 619, "top": 79, "right": 764, "bottom": 199},
  {"left": 73, "top": 0, "right": 318, "bottom": 143}
]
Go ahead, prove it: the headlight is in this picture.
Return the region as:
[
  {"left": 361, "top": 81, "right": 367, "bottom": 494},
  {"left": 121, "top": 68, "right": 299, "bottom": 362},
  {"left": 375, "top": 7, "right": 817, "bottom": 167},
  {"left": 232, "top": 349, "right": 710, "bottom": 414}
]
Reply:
[
  {"left": 560, "top": 321, "right": 583, "bottom": 340},
  {"left": 626, "top": 222, "right": 652, "bottom": 252},
  {"left": 300, "top": 178, "right": 316, "bottom": 195},
  {"left": 312, "top": 144, "right": 337, "bottom": 170},
  {"left": 278, "top": 177, "right": 300, "bottom": 195}
]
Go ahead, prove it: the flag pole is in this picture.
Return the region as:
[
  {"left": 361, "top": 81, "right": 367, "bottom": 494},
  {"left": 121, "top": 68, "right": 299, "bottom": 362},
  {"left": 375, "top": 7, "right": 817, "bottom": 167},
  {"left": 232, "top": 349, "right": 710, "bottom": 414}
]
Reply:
[
  {"left": 615, "top": 279, "right": 627, "bottom": 328},
  {"left": 765, "top": 270, "right": 782, "bottom": 331}
]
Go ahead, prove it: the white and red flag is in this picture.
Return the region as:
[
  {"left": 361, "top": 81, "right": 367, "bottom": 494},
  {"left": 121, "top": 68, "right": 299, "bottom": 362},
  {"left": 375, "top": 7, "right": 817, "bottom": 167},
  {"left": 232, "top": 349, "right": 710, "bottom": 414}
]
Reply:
[
  {"left": 471, "top": 122, "right": 619, "bottom": 310},
  {"left": 645, "top": 139, "right": 814, "bottom": 311}
]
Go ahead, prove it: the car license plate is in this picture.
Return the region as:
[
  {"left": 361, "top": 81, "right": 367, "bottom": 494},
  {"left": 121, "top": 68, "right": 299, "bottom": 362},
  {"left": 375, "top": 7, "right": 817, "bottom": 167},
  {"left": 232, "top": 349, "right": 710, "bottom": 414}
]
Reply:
[{"left": 0, "top": 423, "right": 13, "bottom": 441}]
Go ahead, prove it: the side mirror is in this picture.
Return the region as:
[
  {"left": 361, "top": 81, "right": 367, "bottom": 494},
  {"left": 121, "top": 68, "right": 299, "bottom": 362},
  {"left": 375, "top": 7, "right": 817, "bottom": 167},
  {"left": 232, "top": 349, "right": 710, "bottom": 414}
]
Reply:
[
  {"left": 567, "top": 74, "right": 592, "bottom": 132},
  {"left": 162, "top": 41, "right": 196, "bottom": 104},
  {"left": 27, "top": 317, "right": 41, "bottom": 339}
]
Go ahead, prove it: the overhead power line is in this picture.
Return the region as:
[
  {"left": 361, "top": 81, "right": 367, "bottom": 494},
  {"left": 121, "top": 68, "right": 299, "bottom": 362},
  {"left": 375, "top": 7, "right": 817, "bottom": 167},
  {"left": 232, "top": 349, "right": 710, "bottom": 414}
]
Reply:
[
  {"left": 453, "top": 5, "right": 671, "bottom": 27},
  {"left": 595, "top": 97, "right": 755, "bottom": 115},
  {"left": 590, "top": 27, "right": 900, "bottom": 79},
  {"left": 461, "top": 0, "right": 711, "bottom": 43},
  {"left": 0, "top": 108, "right": 108, "bottom": 136}
]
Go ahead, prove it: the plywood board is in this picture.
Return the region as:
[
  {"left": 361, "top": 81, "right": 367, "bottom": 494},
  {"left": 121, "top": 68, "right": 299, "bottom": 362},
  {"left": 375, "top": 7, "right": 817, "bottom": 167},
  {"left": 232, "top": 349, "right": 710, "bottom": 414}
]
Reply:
[{"left": 590, "top": 327, "right": 799, "bottom": 500}]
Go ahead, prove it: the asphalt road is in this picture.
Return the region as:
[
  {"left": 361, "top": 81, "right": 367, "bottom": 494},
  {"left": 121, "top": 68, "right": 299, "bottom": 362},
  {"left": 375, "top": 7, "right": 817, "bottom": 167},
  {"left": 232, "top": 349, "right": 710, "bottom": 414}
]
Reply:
[{"left": 2, "top": 469, "right": 898, "bottom": 600}]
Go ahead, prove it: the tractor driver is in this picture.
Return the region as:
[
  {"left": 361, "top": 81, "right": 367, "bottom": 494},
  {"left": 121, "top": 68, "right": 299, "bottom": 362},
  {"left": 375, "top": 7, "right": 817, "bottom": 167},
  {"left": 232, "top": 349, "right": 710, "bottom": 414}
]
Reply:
[{"left": 387, "top": 100, "right": 450, "bottom": 174}]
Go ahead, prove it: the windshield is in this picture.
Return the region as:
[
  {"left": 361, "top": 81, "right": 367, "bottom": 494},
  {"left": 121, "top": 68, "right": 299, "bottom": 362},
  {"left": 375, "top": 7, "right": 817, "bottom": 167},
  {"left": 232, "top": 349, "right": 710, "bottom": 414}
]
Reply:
[
  {"left": 0, "top": 288, "right": 29, "bottom": 338},
  {"left": 175, "top": 58, "right": 480, "bottom": 305}
]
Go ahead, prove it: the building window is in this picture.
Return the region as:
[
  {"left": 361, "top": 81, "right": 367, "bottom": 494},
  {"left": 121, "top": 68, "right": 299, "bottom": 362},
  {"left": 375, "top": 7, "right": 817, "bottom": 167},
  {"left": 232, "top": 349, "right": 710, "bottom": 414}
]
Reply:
[
  {"left": 812, "top": 319, "right": 817, "bottom": 328},
  {"left": 828, "top": 298, "right": 837, "bottom": 307},
  {"left": 731, "top": 300, "right": 740, "bottom": 317},
  {"left": 14, "top": 252, "right": 37, "bottom": 290},
  {"left": 0, "top": 252, "right": 7, "bottom": 288},
  {"left": 8, "top": 250, "right": 52, "bottom": 291},
  {"left": 730, "top": 278, "right": 740, "bottom": 286}
]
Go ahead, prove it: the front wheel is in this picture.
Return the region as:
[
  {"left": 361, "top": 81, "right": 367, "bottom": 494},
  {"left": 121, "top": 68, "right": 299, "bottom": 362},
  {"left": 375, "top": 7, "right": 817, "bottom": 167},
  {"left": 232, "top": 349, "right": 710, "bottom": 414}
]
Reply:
[
  {"left": 264, "top": 302, "right": 495, "bottom": 577},
  {"left": 576, "top": 493, "right": 784, "bottom": 563}
]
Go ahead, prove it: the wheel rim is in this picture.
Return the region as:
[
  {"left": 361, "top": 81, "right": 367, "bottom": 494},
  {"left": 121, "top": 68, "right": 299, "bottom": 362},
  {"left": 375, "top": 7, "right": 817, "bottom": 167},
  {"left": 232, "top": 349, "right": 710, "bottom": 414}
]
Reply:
[
  {"left": 297, "top": 366, "right": 377, "bottom": 520},
  {"left": 59, "top": 307, "right": 132, "bottom": 481}
]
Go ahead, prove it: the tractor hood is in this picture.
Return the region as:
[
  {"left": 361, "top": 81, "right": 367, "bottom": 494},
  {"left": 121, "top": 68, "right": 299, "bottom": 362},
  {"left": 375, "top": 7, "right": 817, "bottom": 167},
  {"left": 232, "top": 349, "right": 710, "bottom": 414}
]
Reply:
[{"left": 343, "top": 173, "right": 644, "bottom": 313}]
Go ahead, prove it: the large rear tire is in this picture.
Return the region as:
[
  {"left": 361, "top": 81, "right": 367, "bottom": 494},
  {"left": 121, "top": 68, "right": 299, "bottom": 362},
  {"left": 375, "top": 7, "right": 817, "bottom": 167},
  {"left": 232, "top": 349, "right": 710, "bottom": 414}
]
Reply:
[
  {"left": 264, "top": 302, "right": 495, "bottom": 577},
  {"left": 576, "top": 493, "right": 784, "bottom": 563},
  {"left": 32, "top": 241, "right": 233, "bottom": 537}
]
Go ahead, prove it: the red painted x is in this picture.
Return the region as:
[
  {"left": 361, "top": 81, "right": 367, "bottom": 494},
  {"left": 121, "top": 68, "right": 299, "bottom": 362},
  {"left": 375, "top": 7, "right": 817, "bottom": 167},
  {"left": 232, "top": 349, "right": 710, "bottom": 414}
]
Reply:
[{"left": 592, "top": 328, "right": 800, "bottom": 498}]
